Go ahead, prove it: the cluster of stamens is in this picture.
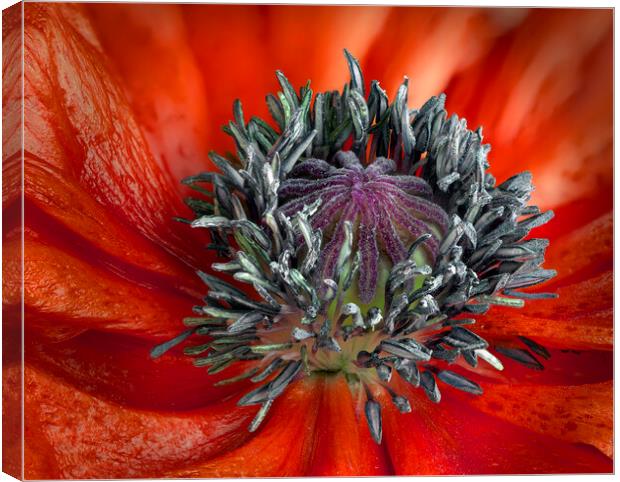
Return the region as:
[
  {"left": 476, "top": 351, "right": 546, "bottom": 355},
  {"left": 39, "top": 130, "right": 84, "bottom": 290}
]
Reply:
[{"left": 153, "top": 50, "right": 557, "bottom": 444}]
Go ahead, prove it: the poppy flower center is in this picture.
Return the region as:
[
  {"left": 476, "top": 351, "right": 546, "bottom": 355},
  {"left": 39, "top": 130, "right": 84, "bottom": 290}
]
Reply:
[
  {"left": 279, "top": 150, "right": 448, "bottom": 305},
  {"left": 154, "top": 50, "right": 557, "bottom": 444}
]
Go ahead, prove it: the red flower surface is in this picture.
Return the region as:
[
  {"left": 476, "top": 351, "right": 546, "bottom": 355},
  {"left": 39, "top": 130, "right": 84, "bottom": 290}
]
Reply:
[{"left": 2, "top": 3, "right": 613, "bottom": 478}]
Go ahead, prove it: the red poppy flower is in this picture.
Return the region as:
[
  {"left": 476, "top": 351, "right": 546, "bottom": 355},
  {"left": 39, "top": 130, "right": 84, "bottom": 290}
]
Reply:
[{"left": 3, "top": 3, "right": 613, "bottom": 478}]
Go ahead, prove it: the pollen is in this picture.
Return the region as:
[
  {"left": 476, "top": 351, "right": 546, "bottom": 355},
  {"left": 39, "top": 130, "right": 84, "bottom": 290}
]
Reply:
[{"left": 153, "top": 49, "right": 557, "bottom": 445}]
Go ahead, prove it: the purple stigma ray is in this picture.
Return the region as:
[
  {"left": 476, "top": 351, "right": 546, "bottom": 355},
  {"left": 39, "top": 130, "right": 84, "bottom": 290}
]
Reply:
[
  {"left": 279, "top": 151, "right": 449, "bottom": 303},
  {"left": 320, "top": 202, "right": 358, "bottom": 281}
]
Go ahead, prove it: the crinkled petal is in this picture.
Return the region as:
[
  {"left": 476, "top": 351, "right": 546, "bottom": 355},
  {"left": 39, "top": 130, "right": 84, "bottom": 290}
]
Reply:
[
  {"left": 25, "top": 160, "right": 202, "bottom": 293},
  {"left": 477, "top": 271, "right": 612, "bottom": 349},
  {"left": 24, "top": 3, "right": 207, "bottom": 265},
  {"left": 2, "top": 4, "right": 22, "bottom": 208},
  {"left": 165, "top": 377, "right": 324, "bottom": 477},
  {"left": 27, "top": 330, "right": 254, "bottom": 410},
  {"left": 23, "top": 364, "right": 256, "bottom": 479},
  {"left": 2, "top": 364, "right": 22, "bottom": 478},
  {"left": 454, "top": 381, "right": 613, "bottom": 458},
  {"left": 381, "top": 381, "right": 612, "bottom": 474},
  {"left": 5, "top": 236, "right": 196, "bottom": 340}
]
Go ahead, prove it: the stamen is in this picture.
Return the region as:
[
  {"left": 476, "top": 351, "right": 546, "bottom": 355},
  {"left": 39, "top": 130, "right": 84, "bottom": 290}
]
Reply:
[{"left": 364, "top": 387, "right": 383, "bottom": 444}]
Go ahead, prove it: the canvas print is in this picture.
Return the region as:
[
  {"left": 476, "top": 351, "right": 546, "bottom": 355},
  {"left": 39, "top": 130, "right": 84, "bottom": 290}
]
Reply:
[{"left": 2, "top": 3, "right": 613, "bottom": 478}]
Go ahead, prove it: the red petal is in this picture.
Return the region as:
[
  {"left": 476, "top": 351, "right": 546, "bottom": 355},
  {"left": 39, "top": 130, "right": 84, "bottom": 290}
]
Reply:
[
  {"left": 259, "top": 6, "right": 391, "bottom": 93},
  {"left": 181, "top": 5, "right": 274, "bottom": 154},
  {"left": 183, "top": 5, "right": 395, "bottom": 154},
  {"left": 166, "top": 377, "right": 324, "bottom": 477},
  {"left": 2, "top": 364, "right": 23, "bottom": 478},
  {"left": 3, "top": 3, "right": 22, "bottom": 209},
  {"left": 544, "top": 212, "right": 612, "bottom": 286},
  {"left": 86, "top": 4, "right": 214, "bottom": 182},
  {"left": 2, "top": 7, "right": 23, "bottom": 465},
  {"left": 5, "top": 235, "right": 196, "bottom": 340},
  {"left": 454, "top": 381, "right": 613, "bottom": 458},
  {"left": 462, "top": 347, "right": 612, "bottom": 387},
  {"left": 445, "top": 9, "right": 612, "bottom": 210},
  {"left": 308, "top": 374, "right": 390, "bottom": 475},
  {"left": 25, "top": 160, "right": 202, "bottom": 293},
  {"left": 535, "top": 196, "right": 612, "bottom": 245},
  {"left": 363, "top": 8, "right": 513, "bottom": 104},
  {"left": 23, "top": 364, "right": 255, "bottom": 479},
  {"left": 382, "top": 381, "right": 612, "bottom": 474},
  {"left": 27, "top": 330, "right": 254, "bottom": 410},
  {"left": 24, "top": 3, "right": 207, "bottom": 265},
  {"left": 477, "top": 271, "right": 612, "bottom": 349}
]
